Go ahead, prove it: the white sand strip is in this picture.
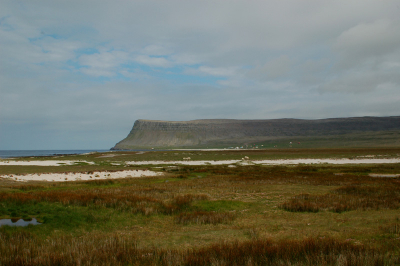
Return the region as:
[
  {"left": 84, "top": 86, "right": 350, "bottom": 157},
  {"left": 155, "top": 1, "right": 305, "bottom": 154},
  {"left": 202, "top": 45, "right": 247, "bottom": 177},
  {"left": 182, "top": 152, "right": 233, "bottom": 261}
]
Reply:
[
  {"left": 255, "top": 158, "right": 400, "bottom": 165},
  {"left": 173, "top": 149, "right": 238, "bottom": 151},
  {"left": 1, "top": 170, "right": 162, "bottom": 182},
  {"left": 126, "top": 160, "right": 242, "bottom": 165},
  {"left": 0, "top": 160, "right": 94, "bottom": 166},
  {"left": 126, "top": 158, "right": 400, "bottom": 165},
  {"left": 2, "top": 158, "right": 399, "bottom": 167}
]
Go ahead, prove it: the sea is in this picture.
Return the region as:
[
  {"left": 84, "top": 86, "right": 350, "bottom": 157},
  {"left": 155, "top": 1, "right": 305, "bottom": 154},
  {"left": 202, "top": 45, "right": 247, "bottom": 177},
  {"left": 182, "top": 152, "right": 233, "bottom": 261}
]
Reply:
[{"left": 0, "top": 150, "right": 110, "bottom": 159}]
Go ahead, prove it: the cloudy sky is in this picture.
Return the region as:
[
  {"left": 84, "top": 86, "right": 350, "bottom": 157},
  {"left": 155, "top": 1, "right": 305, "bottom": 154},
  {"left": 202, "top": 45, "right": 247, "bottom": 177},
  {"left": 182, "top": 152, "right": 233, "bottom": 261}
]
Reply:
[{"left": 1, "top": 0, "right": 399, "bottom": 150}]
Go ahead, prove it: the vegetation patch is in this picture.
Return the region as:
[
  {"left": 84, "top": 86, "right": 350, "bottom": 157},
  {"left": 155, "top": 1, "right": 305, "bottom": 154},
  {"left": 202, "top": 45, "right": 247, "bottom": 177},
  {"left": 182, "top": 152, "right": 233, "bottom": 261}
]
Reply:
[
  {"left": 1, "top": 149, "right": 400, "bottom": 265},
  {"left": 280, "top": 180, "right": 400, "bottom": 213},
  {"left": 0, "top": 233, "right": 396, "bottom": 266},
  {"left": 192, "top": 200, "right": 249, "bottom": 212},
  {"left": 176, "top": 211, "right": 236, "bottom": 225}
]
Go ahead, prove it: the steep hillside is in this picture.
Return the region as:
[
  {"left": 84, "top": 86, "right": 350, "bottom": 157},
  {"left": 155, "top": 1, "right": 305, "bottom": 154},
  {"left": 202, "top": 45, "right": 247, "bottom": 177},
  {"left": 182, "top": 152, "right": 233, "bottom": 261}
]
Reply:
[{"left": 111, "top": 116, "right": 400, "bottom": 149}]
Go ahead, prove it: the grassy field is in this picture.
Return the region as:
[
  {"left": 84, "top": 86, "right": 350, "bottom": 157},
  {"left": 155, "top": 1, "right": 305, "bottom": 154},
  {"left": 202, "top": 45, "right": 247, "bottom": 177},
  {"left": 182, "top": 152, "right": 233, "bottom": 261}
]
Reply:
[{"left": 0, "top": 149, "right": 399, "bottom": 265}]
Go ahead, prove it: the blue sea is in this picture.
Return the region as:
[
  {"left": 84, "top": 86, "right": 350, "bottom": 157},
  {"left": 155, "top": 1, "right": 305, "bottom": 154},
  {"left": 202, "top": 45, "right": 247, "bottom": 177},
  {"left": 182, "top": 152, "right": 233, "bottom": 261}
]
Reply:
[{"left": 0, "top": 150, "right": 109, "bottom": 159}]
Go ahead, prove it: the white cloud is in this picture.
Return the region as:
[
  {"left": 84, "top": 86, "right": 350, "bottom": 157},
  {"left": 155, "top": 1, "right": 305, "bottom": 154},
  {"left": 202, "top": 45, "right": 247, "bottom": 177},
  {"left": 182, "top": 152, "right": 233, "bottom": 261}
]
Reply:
[
  {"left": 78, "top": 50, "right": 129, "bottom": 77},
  {"left": 135, "top": 55, "right": 172, "bottom": 68},
  {"left": 197, "top": 66, "right": 237, "bottom": 77}
]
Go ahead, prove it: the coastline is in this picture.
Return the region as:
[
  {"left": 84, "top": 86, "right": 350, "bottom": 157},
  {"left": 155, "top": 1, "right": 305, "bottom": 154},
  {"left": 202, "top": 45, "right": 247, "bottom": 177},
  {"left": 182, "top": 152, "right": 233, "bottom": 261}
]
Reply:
[
  {"left": 125, "top": 158, "right": 400, "bottom": 165},
  {"left": 0, "top": 150, "right": 110, "bottom": 159},
  {"left": 1, "top": 157, "right": 400, "bottom": 182},
  {"left": 1, "top": 169, "right": 162, "bottom": 182}
]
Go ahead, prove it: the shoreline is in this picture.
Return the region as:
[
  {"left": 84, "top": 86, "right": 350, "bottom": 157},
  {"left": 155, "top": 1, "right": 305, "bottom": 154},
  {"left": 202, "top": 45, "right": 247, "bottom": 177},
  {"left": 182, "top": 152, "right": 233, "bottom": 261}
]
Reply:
[
  {"left": 2, "top": 157, "right": 399, "bottom": 182},
  {"left": 0, "top": 149, "right": 110, "bottom": 159},
  {"left": 1, "top": 169, "right": 162, "bottom": 182},
  {"left": 126, "top": 158, "right": 400, "bottom": 165},
  {"left": 0, "top": 160, "right": 94, "bottom": 166},
  {"left": 1, "top": 158, "right": 400, "bottom": 167}
]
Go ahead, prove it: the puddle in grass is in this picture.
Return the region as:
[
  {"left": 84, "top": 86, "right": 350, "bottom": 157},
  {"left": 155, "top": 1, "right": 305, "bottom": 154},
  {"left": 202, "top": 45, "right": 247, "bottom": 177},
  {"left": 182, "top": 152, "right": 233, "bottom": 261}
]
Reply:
[{"left": 0, "top": 218, "right": 41, "bottom": 227}]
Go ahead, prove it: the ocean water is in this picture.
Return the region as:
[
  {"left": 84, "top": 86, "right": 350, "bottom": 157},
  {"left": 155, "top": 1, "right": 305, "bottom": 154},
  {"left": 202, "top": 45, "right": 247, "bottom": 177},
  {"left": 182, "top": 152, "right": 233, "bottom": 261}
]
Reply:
[
  {"left": 0, "top": 150, "right": 109, "bottom": 159},
  {"left": 0, "top": 218, "right": 41, "bottom": 227}
]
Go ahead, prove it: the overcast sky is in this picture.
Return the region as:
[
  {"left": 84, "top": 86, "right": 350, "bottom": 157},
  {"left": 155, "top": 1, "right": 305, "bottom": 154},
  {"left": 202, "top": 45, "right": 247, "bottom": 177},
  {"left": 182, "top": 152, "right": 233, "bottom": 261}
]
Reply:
[{"left": 1, "top": 0, "right": 399, "bottom": 150}]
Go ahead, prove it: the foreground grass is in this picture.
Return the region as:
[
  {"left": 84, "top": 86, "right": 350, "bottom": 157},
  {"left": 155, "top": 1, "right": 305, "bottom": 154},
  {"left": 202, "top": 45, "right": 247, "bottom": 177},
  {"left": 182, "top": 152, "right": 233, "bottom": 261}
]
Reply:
[
  {"left": 0, "top": 150, "right": 400, "bottom": 265},
  {"left": 1, "top": 232, "right": 396, "bottom": 266}
]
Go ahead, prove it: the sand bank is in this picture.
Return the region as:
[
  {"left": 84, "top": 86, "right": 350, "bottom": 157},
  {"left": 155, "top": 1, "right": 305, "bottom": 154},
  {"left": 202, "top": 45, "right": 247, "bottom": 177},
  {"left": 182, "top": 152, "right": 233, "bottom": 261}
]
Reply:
[
  {"left": 127, "top": 158, "right": 400, "bottom": 166},
  {"left": 126, "top": 160, "right": 243, "bottom": 165},
  {"left": 1, "top": 170, "right": 162, "bottom": 182},
  {"left": 173, "top": 149, "right": 239, "bottom": 151},
  {"left": 2, "top": 158, "right": 398, "bottom": 182},
  {"left": 2, "top": 158, "right": 399, "bottom": 167},
  {"left": 255, "top": 158, "right": 400, "bottom": 165}
]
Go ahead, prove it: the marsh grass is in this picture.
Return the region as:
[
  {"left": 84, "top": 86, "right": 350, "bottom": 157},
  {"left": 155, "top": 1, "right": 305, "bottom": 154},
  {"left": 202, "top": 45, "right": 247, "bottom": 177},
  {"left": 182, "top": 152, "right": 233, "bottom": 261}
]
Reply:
[
  {"left": 1, "top": 150, "right": 400, "bottom": 265},
  {"left": 280, "top": 179, "right": 400, "bottom": 213},
  {"left": 0, "top": 188, "right": 210, "bottom": 218},
  {"left": 0, "top": 231, "right": 396, "bottom": 266},
  {"left": 176, "top": 211, "right": 236, "bottom": 225},
  {"left": 380, "top": 220, "right": 400, "bottom": 235}
]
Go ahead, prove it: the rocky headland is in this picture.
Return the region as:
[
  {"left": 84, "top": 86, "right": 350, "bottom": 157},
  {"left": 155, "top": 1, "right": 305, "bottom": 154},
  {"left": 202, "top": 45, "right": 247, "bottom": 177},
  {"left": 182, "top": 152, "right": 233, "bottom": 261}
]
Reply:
[{"left": 111, "top": 116, "right": 400, "bottom": 150}]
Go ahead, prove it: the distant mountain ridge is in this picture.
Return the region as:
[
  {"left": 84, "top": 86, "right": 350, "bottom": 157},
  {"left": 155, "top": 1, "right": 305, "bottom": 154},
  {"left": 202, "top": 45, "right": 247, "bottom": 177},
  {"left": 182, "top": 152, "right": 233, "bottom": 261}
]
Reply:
[{"left": 111, "top": 116, "right": 400, "bottom": 149}]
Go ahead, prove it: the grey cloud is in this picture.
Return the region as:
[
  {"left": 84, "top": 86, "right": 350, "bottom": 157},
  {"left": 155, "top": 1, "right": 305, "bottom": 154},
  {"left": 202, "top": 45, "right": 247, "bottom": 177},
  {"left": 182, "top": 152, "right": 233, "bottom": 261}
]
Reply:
[
  {"left": 141, "top": 45, "right": 173, "bottom": 56},
  {"left": 247, "top": 55, "right": 292, "bottom": 81},
  {"left": 318, "top": 70, "right": 400, "bottom": 94},
  {"left": 185, "top": 66, "right": 239, "bottom": 77},
  {"left": 300, "top": 59, "right": 330, "bottom": 75},
  {"left": 298, "top": 58, "right": 331, "bottom": 85},
  {"left": 35, "top": 37, "right": 81, "bottom": 63},
  {"left": 334, "top": 19, "right": 400, "bottom": 69}
]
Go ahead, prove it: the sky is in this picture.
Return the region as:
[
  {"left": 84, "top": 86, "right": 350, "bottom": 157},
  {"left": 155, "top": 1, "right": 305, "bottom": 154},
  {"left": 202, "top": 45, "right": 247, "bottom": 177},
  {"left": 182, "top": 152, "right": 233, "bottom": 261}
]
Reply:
[{"left": 1, "top": 0, "right": 400, "bottom": 150}]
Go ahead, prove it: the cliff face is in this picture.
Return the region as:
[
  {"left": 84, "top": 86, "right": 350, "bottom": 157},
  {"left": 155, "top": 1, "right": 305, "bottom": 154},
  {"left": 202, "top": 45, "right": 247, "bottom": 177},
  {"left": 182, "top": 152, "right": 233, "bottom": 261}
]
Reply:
[{"left": 111, "top": 116, "right": 400, "bottom": 149}]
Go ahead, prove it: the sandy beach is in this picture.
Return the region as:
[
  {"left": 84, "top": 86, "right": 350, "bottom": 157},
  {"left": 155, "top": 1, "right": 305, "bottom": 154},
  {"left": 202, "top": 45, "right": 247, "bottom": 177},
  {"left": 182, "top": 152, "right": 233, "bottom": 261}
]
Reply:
[
  {"left": 126, "top": 158, "right": 400, "bottom": 166},
  {"left": 2, "top": 157, "right": 399, "bottom": 182},
  {"left": 2, "top": 157, "right": 399, "bottom": 168},
  {"left": 1, "top": 169, "right": 162, "bottom": 182},
  {"left": 254, "top": 158, "right": 400, "bottom": 165},
  {"left": 126, "top": 160, "right": 244, "bottom": 165}
]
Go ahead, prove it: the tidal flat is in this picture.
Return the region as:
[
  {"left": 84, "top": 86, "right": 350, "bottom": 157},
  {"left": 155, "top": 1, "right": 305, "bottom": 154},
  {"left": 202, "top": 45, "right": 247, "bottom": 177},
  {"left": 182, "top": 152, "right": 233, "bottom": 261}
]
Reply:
[{"left": 0, "top": 148, "right": 399, "bottom": 265}]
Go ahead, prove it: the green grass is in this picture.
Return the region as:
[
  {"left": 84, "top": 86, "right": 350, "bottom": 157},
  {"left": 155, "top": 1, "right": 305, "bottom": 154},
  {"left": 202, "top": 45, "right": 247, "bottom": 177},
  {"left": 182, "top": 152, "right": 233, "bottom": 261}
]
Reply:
[
  {"left": 0, "top": 200, "right": 119, "bottom": 234},
  {"left": 192, "top": 200, "right": 250, "bottom": 212},
  {"left": 0, "top": 149, "right": 400, "bottom": 265}
]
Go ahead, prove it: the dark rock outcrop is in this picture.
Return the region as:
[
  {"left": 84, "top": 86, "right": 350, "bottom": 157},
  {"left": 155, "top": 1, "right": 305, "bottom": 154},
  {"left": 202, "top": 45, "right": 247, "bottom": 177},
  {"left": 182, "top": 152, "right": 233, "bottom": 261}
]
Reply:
[{"left": 111, "top": 116, "right": 400, "bottom": 149}]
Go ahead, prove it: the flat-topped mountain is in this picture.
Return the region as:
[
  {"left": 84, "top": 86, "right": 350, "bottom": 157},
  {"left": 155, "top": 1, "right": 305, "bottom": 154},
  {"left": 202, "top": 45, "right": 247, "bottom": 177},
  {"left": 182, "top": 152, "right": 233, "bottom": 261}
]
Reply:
[{"left": 111, "top": 116, "right": 400, "bottom": 150}]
